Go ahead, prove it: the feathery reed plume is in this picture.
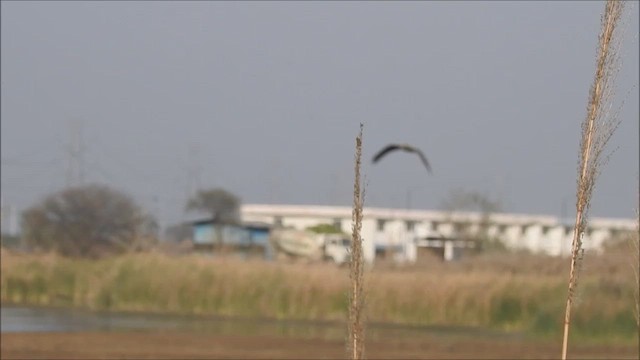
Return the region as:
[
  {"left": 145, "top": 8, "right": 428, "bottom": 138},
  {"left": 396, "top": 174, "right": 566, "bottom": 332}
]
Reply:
[
  {"left": 561, "top": 1, "right": 627, "bottom": 358},
  {"left": 630, "top": 201, "right": 640, "bottom": 358},
  {"left": 634, "top": 207, "right": 640, "bottom": 358},
  {"left": 348, "top": 123, "right": 365, "bottom": 360}
]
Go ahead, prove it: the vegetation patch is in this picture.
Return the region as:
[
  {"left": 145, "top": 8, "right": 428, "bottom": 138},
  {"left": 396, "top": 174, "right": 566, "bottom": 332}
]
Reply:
[{"left": 1, "top": 249, "right": 636, "bottom": 344}]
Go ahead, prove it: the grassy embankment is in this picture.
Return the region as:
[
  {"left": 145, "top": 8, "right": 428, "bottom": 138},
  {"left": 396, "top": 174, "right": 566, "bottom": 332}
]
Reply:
[{"left": 0, "top": 248, "right": 636, "bottom": 344}]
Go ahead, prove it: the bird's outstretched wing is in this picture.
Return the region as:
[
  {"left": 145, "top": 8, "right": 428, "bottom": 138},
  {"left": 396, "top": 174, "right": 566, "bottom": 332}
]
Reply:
[
  {"left": 372, "top": 143, "right": 432, "bottom": 174},
  {"left": 408, "top": 147, "right": 432, "bottom": 174},
  {"left": 372, "top": 144, "right": 401, "bottom": 163}
]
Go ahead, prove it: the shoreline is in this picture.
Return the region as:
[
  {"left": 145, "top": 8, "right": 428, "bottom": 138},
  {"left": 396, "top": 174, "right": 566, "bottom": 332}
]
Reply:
[
  {"left": 0, "top": 302, "right": 512, "bottom": 334},
  {"left": 2, "top": 330, "right": 637, "bottom": 360}
]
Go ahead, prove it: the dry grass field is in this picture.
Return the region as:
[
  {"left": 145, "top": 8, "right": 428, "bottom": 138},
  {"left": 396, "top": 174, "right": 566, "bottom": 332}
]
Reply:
[{"left": 1, "top": 247, "right": 637, "bottom": 346}]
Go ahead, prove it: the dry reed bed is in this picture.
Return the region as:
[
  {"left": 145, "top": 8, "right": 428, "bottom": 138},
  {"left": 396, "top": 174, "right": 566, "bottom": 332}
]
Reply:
[{"left": 0, "top": 249, "right": 636, "bottom": 343}]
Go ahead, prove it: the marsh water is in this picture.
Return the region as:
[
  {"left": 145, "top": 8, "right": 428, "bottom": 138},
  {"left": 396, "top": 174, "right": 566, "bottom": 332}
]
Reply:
[
  {"left": 1, "top": 305, "right": 520, "bottom": 342},
  {"left": 0, "top": 305, "right": 349, "bottom": 339}
]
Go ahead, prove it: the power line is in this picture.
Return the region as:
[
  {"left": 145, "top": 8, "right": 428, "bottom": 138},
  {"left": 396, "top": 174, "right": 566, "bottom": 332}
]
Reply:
[
  {"left": 0, "top": 141, "right": 57, "bottom": 164},
  {"left": 1, "top": 157, "right": 60, "bottom": 167}
]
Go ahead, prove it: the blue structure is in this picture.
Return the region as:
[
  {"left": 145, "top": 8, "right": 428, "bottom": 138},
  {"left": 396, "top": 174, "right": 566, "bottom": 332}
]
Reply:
[
  {"left": 191, "top": 220, "right": 273, "bottom": 259},
  {"left": 244, "top": 223, "right": 271, "bottom": 245}
]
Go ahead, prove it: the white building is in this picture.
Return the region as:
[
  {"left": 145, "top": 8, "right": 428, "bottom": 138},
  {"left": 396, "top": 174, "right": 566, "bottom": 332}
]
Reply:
[{"left": 241, "top": 204, "right": 636, "bottom": 264}]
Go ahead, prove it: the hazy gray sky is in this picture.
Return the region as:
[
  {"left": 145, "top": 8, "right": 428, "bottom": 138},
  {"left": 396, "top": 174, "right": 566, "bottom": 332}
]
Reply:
[{"left": 2, "top": 1, "right": 638, "bottom": 229}]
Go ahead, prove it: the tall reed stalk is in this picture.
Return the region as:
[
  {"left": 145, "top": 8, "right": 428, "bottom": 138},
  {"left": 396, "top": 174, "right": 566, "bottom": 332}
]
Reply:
[
  {"left": 348, "top": 124, "right": 365, "bottom": 359},
  {"left": 631, "top": 204, "right": 639, "bottom": 358},
  {"left": 561, "top": 1, "right": 626, "bottom": 358},
  {"left": 631, "top": 207, "right": 640, "bottom": 360}
]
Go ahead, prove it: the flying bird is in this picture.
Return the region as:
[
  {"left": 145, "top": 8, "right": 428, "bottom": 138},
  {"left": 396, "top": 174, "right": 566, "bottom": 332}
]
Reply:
[{"left": 372, "top": 143, "right": 432, "bottom": 173}]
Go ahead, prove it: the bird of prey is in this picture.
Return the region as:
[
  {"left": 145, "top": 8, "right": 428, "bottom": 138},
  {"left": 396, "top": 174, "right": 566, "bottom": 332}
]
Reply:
[{"left": 372, "top": 143, "right": 432, "bottom": 174}]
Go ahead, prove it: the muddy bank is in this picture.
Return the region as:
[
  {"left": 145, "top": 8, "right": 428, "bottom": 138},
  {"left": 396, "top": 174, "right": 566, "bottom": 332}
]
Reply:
[{"left": 1, "top": 330, "right": 637, "bottom": 359}]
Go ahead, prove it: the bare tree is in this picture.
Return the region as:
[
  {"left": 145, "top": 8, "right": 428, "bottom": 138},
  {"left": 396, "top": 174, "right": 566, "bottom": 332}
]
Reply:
[{"left": 22, "top": 184, "right": 148, "bottom": 258}]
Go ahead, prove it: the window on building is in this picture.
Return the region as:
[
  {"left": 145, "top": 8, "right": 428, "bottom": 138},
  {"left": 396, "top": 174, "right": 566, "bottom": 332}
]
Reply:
[
  {"left": 274, "top": 216, "right": 283, "bottom": 227},
  {"left": 520, "top": 225, "right": 529, "bottom": 235},
  {"left": 564, "top": 226, "right": 573, "bottom": 237},
  {"left": 453, "top": 222, "right": 467, "bottom": 235},
  {"left": 377, "top": 219, "right": 386, "bottom": 231},
  {"left": 406, "top": 220, "right": 416, "bottom": 232},
  {"left": 541, "top": 226, "right": 550, "bottom": 236}
]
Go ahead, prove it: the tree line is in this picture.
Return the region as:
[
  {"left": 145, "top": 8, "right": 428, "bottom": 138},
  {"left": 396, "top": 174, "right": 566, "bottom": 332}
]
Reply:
[
  {"left": 13, "top": 184, "right": 241, "bottom": 258},
  {"left": 10, "top": 183, "right": 507, "bottom": 259}
]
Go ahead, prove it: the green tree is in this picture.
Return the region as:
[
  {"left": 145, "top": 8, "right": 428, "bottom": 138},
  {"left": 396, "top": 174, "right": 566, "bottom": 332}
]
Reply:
[
  {"left": 306, "top": 223, "right": 345, "bottom": 234},
  {"left": 186, "top": 188, "right": 241, "bottom": 224},
  {"left": 186, "top": 188, "right": 241, "bottom": 251}
]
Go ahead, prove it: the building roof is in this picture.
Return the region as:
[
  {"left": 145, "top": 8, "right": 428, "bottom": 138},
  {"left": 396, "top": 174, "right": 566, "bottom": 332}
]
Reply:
[
  {"left": 191, "top": 217, "right": 272, "bottom": 229},
  {"left": 241, "top": 204, "right": 637, "bottom": 230}
]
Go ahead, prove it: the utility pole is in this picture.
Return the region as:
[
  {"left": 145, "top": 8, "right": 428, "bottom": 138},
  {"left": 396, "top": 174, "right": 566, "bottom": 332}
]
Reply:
[
  {"left": 185, "top": 144, "right": 202, "bottom": 201},
  {"left": 66, "top": 118, "right": 85, "bottom": 187}
]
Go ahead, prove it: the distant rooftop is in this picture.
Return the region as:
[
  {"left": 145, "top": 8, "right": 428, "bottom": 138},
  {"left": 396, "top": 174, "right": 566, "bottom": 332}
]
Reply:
[{"left": 241, "top": 204, "right": 637, "bottom": 230}]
